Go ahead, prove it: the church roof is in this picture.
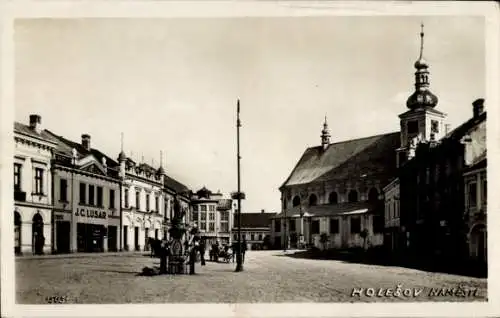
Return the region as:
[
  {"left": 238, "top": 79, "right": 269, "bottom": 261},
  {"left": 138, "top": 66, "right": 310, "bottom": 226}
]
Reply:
[
  {"left": 281, "top": 132, "right": 400, "bottom": 188},
  {"left": 274, "top": 201, "right": 381, "bottom": 218}
]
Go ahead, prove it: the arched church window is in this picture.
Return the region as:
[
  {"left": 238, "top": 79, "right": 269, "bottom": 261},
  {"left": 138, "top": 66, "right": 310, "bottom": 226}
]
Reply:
[
  {"left": 368, "top": 188, "right": 379, "bottom": 202},
  {"left": 328, "top": 192, "right": 338, "bottom": 204},
  {"left": 292, "top": 196, "right": 300, "bottom": 207},
  {"left": 309, "top": 194, "right": 318, "bottom": 206},
  {"left": 348, "top": 190, "right": 358, "bottom": 203}
]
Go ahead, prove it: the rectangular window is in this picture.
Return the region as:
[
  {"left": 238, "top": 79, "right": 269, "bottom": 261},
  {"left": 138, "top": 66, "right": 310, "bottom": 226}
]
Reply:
[
  {"left": 350, "top": 217, "right": 361, "bottom": 234},
  {"left": 14, "top": 163, "right": 22, "bottom": 191},
  {"left": 88, "top": 185, "right": 95, "bottom": 206},
  {"left": 274, "top": 220, "right": 281, "bottom": 232},
  {"left": 209, "top": 205, "right": 215, "bottom": 211},
  {"left": 155, "top": 196, "right": 159, "bottom": 212},
  {"left": 220, "top": 223, "right": 229, "bottom": 232},
  {"left": 192, "top": 211, "right": 199, "bottom": 221},
  {"left": 289, "top": 220, "right": 296, "bottom": 232},
  {"left": 209, "top": 212, "right": 215, "bottom": 221},
  {"left": 221, "top": 211, "right": 229, "bottom": 221},
  {"left": 233, "top": 234, "right": 238, "bottom": 240},
  {"left": 201, "top": 205, "right": 207, "bottom": 212},
  {"left": 109, "top": 189, "right": 115, "bottom": 209},
  {"left": 193, "top": 205, "right": 199, "bottom": 212},
  {"left": 251, "top": 234, "right": 255, "bottom": 241},
  {"left": 258, "top": 234, "right": 263, "bottom": 240},
  {"left": 201, "top": 212, "right": 207, "bottom": 221},
  {"left": 146, "top": 194, "right": 150, "bottom": 211},
  {"left": 79, "top": 182, "right": 86, "bottom": 204},
  {"left": 468, "top": 182, "right": 477, "bottom": 208},
  {"left": 34, "top": 168, "right": 44, "bottom": 194},
  {"left": 124, "top": 189, "right": 129, "bottom": 208},
  {"left": 431, "top": 120, "right": 439, "bottom": 133},
  {"left": 60, "top": 179, "right": 68, "bottom": 202},
  {"left": 311, "top": 220, "right": 320, "bottom": 234},
  {"left": 136, "top": 191, "right": 140, "bottom": 210},
  {"left": 97, "top": 186, "right": 103, "bottom": 207},
  {"left": 330, "top": 219, "right": 339, "bottom": 234},
  {"left": 373, "top": 215, "right": 384, "bottom": 233},
  {"left": 209, "top": 223, "right": 215, "bottom": 232},
  {"left": 200, "top": 222, "right": 206, "bottom": 231}
]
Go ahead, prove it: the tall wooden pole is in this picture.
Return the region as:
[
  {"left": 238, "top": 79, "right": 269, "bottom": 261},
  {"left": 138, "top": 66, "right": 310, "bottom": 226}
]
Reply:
[{"left": 235, "top": 99, "right": 244, "bottom": 272}]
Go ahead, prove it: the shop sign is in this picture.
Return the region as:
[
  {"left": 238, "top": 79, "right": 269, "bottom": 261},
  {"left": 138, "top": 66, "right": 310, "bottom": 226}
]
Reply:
[{"left": 75, "top": 207, "right": 107, "bottom": 219}]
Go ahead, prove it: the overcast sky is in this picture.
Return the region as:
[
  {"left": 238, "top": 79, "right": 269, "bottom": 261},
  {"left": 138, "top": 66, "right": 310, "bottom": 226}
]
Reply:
[{"left": 14, "top": 16, "right": 485, "bottom": 213}]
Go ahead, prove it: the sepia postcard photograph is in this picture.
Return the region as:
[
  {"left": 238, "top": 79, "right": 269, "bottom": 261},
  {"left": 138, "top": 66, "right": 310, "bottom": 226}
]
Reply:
[{"left": 1, "top": 1, "right": 499, "bottom": 317}]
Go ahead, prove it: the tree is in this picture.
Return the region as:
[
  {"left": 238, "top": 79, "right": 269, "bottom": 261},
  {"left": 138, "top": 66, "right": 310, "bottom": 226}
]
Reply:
[{"left": 319, "top": 232, "right": 329, "bottom": 251}]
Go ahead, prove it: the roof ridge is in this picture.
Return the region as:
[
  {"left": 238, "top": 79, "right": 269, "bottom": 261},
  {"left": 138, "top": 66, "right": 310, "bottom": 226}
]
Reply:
[{"left": 307, "top": 131, "right": 399, "bottom": 150}]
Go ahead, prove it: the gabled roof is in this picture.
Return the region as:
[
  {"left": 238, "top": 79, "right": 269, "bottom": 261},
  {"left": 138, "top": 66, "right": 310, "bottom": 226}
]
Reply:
[
  {"left": 14, "top": 122, "right": 58, "bottom": 145},
  {"left": 281, "top": 132, "right": 400, "bottom": 188},
  {"left": 233, "top": 213, "right": 274, "bottom": 228},
  {"left": 45, "top": 130, "right": 119, "bottom": 168},
  {"left": 445, "top": 111, "right": 486, "bottom": 141},
  {"left": 164, "top": 175, "right": 190, "bottom": 195}
]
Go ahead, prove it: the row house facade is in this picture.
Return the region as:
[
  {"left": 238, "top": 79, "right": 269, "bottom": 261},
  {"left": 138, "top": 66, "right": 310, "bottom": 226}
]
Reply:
[
  {"left": 190, "top": 187, "right": 234, "bottom": 247},
  {"left": 48, "top": 132, "right": 121, "bottom": 253},
  {"left": 13, "top": 114, "right": 193, "bottom": 255},
  {"left": 399, "top": 100, "right": 486, "bottom": 263},
  {"left": 14, "top": 115, "right": 57, "bottom": 255},
  {"left": 232, "top": 210, "right": 274, "bottom": 250},
  {"left": 272, "top": 116, "right": 394, "bottom": 250}
]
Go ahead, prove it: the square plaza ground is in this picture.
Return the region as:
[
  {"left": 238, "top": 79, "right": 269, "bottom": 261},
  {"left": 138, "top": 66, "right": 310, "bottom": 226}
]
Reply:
[{"left": 15, "top": 250, "right": 486, "bottom": 303}]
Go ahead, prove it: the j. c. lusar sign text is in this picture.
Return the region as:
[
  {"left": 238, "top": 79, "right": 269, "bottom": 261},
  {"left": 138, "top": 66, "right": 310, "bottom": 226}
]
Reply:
[{"left": 75, "top": 208, "right": 107, "bottom": 219}]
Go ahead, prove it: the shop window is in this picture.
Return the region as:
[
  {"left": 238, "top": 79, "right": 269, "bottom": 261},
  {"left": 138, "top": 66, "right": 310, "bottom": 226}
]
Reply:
[
  {"left": 350, "top": 217, "right": 361, "bottom": 233},
  {"left": 330, "top": 219, "right": 339, "bottom": 234}
]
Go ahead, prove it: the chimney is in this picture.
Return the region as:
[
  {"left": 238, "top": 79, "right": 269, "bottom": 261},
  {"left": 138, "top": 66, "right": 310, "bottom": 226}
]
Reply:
[
  {"left": 472, "top": 98, "right": 485, "bottom": 118},
  {"left": 81, "top": 134, "right": 91, "bottom": 151},
  {"left": 29, "top": 114, "right": 42, "bottom": 134}
]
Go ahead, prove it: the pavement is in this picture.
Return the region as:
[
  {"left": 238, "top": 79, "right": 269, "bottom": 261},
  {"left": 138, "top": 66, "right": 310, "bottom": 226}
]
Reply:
[{"left": 15, "top": 250, "right": 487, "bottom": 303}]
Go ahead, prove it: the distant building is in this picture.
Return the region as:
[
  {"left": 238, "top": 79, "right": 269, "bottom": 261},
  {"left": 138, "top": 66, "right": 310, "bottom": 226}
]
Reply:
[
  {"left": 383, "top": 178, "right": 401, "bottom": 253},
  {"left": 14, "top": 115, "right": 58, "bottom": 255},
  {"left": 232, "top": 210, "right": 275, "bottom": 250},
  {"left": 191, "top": 187, "right": 234, "bottom": 246}
]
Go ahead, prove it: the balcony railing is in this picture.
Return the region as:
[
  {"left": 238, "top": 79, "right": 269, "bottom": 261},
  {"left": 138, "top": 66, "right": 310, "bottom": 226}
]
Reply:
[{"left": 14, "top": 190, "right": 26, "bottom": 202}]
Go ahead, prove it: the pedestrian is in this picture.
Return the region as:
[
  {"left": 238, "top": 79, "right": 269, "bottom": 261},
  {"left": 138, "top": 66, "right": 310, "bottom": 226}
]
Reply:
[
  {"left": 242, "top": 238, "right": 247, "bottom": 263},
  {"left": 199, "top": 239, "right": 206, "bottom": 266}
]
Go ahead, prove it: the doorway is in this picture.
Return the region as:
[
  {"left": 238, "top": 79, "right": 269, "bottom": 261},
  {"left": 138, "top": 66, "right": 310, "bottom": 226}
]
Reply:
[
  {"left": 32, "top": 213, "right": 44, "bottom": 255},
  {"left": 123, "top": 226, "right": 128, "bottom": 251},
  {"left": 108, "top": 226, "right": 117, "bottom": 252},
  {"left": 56, "top": 221, "right": 70, "bottom": 253},
  {"left": 134, "top": 227, "right": 139, "bottom": 251},
  {"left": 14, "top": 212, "right": 21, "bottom": 255}
]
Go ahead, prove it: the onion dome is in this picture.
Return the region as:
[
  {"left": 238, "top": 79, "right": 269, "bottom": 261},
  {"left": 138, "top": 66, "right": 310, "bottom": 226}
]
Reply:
[{"left": 406, "top": 23, "right": 439, "bottom": 110}]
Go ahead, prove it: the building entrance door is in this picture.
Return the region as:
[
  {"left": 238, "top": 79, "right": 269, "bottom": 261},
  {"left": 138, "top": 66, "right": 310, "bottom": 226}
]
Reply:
[
  {"left": 123, "top": 226, "right": 128, "bottom": 251},
  {"left": 108, "top": 226, "right": 117, "bottom": 252},
  {"left": 14, "top": 212, "right": 21, "bottom": 255},
  {"left": 56, "top": 221, "right": 70, "bottom": 253},
  {"left": 134, "top": 227, "right": 139, "bottom": 251},
  {"left": 32, "top": 213, "right": 44, "bottom": 255}
]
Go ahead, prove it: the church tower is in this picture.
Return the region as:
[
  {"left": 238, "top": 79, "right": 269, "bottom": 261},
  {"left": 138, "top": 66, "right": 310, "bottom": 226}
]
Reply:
[
  {"left": 321, "top": 116, "right": 331, "bottom": 150},
  {"left": 396, "top": 23, "right": 447, "bottom": 167}
]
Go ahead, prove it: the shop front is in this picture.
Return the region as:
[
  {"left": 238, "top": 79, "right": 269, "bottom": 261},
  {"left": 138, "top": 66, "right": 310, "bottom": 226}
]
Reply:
[{"left": 73, "top": 206, "right": 112, "bottom": 253}]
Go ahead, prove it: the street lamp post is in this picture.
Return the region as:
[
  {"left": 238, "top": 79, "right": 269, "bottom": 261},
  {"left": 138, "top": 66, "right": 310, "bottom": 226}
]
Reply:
[{"left": 235, "top": 99, "right": 244, "bottom": 272}]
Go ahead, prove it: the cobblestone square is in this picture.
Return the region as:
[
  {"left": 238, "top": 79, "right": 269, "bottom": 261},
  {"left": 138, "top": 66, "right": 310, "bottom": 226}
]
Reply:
[{"left": 16, "top": 251, "right": 487, "bottom": 303}]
